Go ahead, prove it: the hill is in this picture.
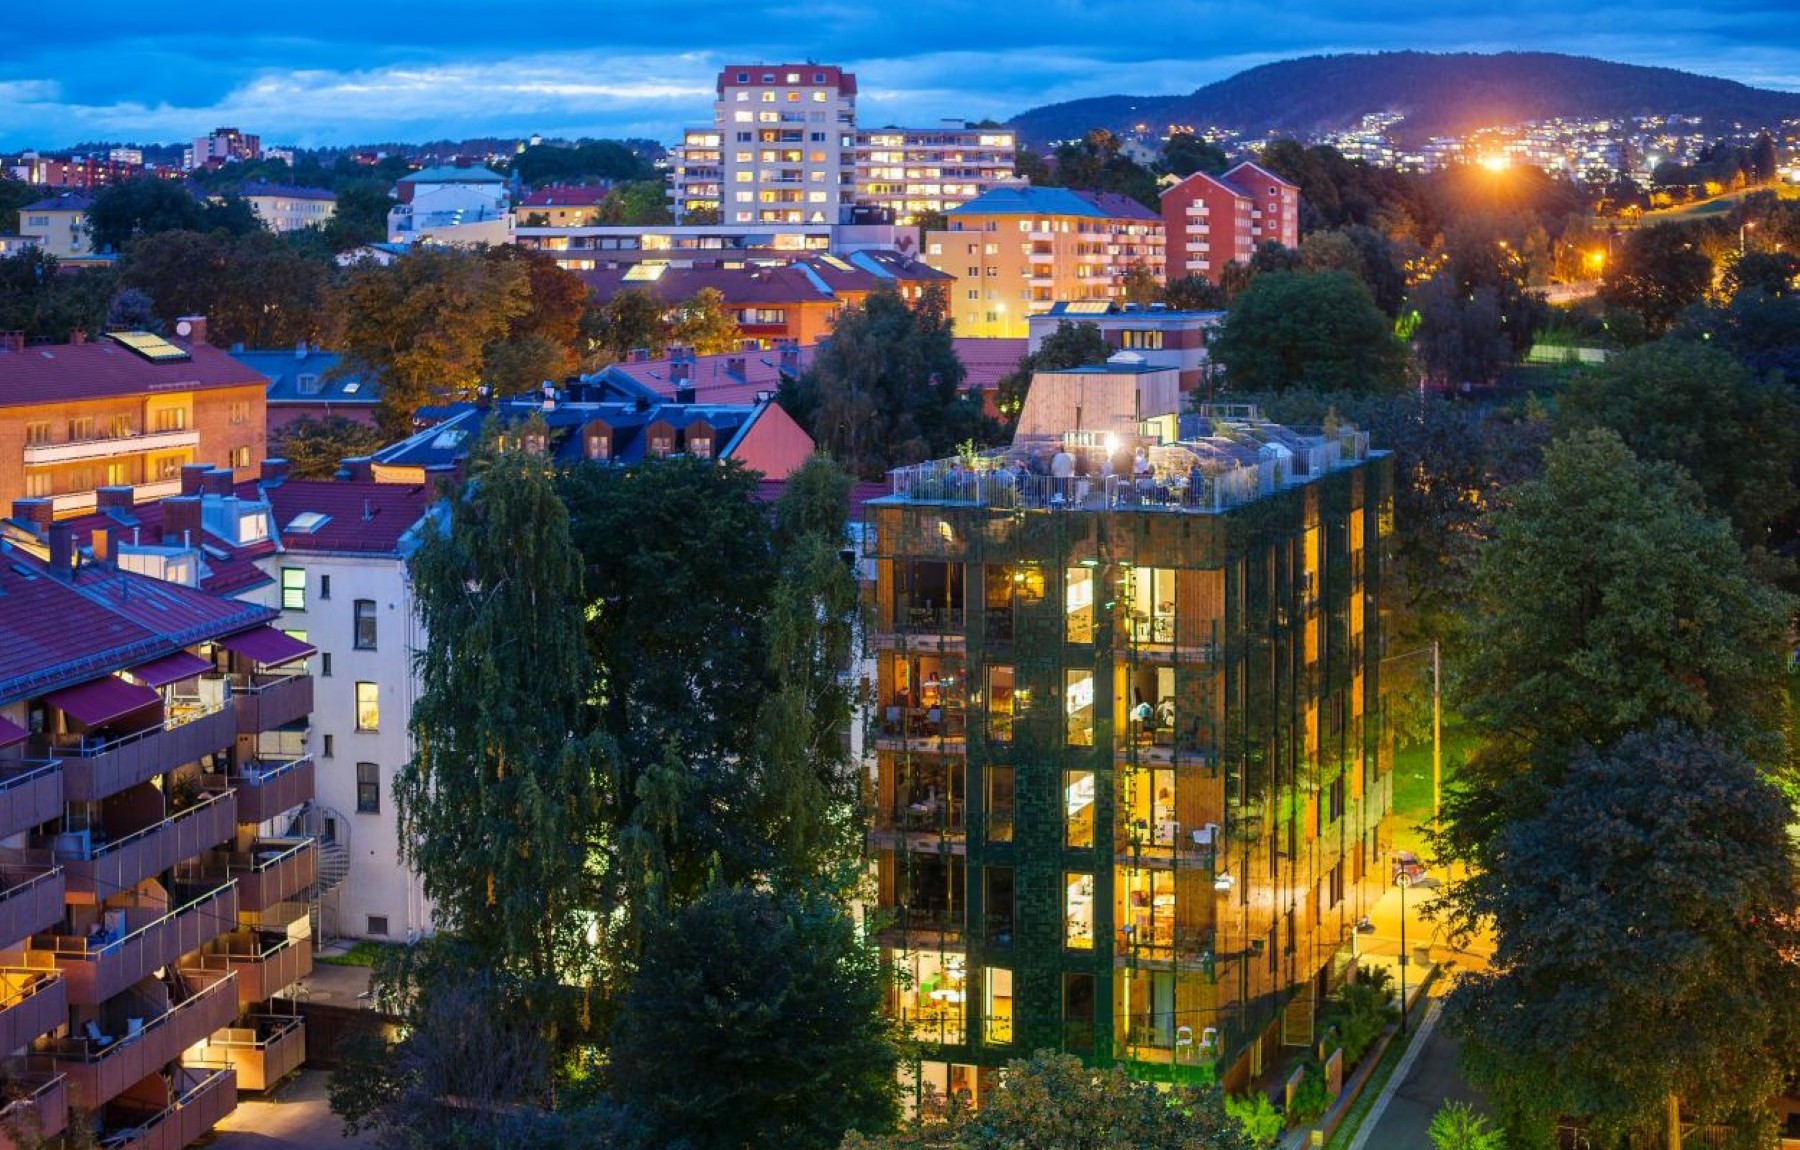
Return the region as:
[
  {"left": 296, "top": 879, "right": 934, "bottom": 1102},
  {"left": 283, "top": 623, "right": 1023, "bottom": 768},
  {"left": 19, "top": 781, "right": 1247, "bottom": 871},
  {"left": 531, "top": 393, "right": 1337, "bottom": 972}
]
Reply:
[{"left": 1011, "top": 52, "right": 1800, "bottom": 147}]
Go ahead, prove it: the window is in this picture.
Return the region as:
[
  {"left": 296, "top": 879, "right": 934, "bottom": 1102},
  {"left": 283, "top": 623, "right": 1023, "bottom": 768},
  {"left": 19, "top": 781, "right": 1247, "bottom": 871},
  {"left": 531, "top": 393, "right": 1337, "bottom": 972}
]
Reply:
[
  {"left": 321, "top": 652, "right": 332, "bottom": 677},
  {"left": 1065, "top": 872, "right": 1096, "bottom": 949},
  {"left": 281, "top": 567, "right": 306, "bottom": 611},
  {"left": 1064, "top": 669, "right": 1095, "bottom": 747},
  {"left": 229, "top": 401, "right": 251, "bottom": 425},
  {"left": 354, "top": 600, "right": 378, "bottom": 650},
  {"left": 985, "top": 866, "right": 1014, "bottom": 944},
  {"left": 366, "top": 915, "right": 389, "bottom": 936},
  {"left": 154, "top": 407, "right": 188, "bottom": 432},
  {"left": 987, "top": 765, "right": 1014, "bottom": 843},
  {"left": 319, "top": 574, "right": 331, "bottom": 600},
  {"left": 983, "top": 968, "right": 1013, "bottom": 1044},
  {"left": 24, "top": 421, "right": 50, "bottom": 445},
  {"left": 357, "top": 762, "right": 380, "bottom": 813},
  {"left": 688, "top": 437, "right": 713, "bottom": 460},
  {"left": 355, "top": 682, "right": 379, "bottom": 731},
  {"left": 109, "top": 414, "right": 133, "bottom": 437},
  {"left": 24, "top": 473, "right": 51, "bottom": 497},
  {"left": 231, "top": 446, "right": 251, "bottom": 469},
  {"left": 322, "top": 734, "right": 334, "bottom": 759},
  {"left": 105, "top": 461, "right": 129, "bottom": 486},
  {"left": 68, "top": 416, "right": 95, "bottom": 441},
  {"left": 1065, "top": 769, "right": 1095, "bottom": 847}
]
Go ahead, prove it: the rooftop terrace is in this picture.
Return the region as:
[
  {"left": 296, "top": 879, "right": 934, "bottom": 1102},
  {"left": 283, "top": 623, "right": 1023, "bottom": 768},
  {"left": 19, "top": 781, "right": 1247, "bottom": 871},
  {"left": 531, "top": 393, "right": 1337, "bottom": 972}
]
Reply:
[{"left": 876, "top": 406, "right": 1375, "bottom": 515}]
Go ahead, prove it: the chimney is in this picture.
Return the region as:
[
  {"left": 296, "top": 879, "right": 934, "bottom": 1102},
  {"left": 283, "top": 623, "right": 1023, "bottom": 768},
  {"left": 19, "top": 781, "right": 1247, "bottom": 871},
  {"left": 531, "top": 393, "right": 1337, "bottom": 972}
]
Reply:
[
  {"left": 9, "top": 498, "right": 53, "bottom": 532},
  {"left": 629, "top": 347, "right": 650, "bottom": 363},
  {"left": 161, "top": 496, "right": 203, "bottom": 545},
  {"left": 69, "top": 329, "right": 86, "bottom": 346},
  {"left": 0, "top": 331, "right": 23, "bottom": 353},
  {"left": 95, "top": 486, "right": 135, "bottom": 515},
  {"left": 47, "top": 522, "right": 73, "bottom": 580},
  {"left": 91, "top": 527, "right": 110, "bottom": 564},
  {"left": 260, "top": 458, "right": 290, "bottom": 486},
  {"left": 675, "top": 385, "right": 697, "bottom": 405},
  {"left": 670, "top": 350, "right": 691, "bottom": 385},
  {"left": 725, "top": 356, "right": 746, "bottom": 379},
  {"left": 202, "top": 468, "right": 234, "bottom": 497},
  {"left": 174, "top": 315, "right": 208, "bottom": 346},
  {"left": 180, "top": 464, "right": 211, "bottom": 495}
]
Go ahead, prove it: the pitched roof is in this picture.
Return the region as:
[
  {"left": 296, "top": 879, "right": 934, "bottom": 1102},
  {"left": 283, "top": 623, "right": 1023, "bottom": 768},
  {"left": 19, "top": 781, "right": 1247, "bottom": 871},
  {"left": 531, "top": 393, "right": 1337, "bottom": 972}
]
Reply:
[
  {"left": 236, "top": 182, "right": 338, "bottom": 202},
  {"left": 580, "top": 262, "right": 846, "bottom": 307},
  {"left": 0, "top": 338, "right": 267, "bottom": 405},
  {"left": 604, "top": 346, "right": 812, "bottom": 406},
  {"left": 0, "top": 541, "right": 276, "bottom": 704},
  {"left": 399, "top": 165, "right": 506, "bottom": 184},
  {"left": 22, "top": 192, "right": 93, "bottom": 212},
  {"left": 1224, "top": 160, "right": 1299, "bottom": 190},
  {"left": 947, "top": 184, "right": 1108, "bottom": 219},
  {"left": 952, "top": 337, "right": 1029, "bottom": 390},
  {"left": 518, "top": 186, "right": 611, "bottom": 208},
  {"left": 1071, "top": 190, "right": 1161, "bottom": 221},
  {"left": 263, "top": 480, "right": 435, "bottom": 555},
  {"left": 54, "top": 494, "right": 276, "bottom": 598},
  {"left": 234, "top": 348, "right": 379, "bottom": 406}
]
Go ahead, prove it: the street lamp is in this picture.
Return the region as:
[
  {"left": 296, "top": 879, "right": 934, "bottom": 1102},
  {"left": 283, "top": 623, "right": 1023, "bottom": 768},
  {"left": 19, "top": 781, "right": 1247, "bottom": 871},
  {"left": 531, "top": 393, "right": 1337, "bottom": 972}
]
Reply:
[
  {"left": 1741, "top": 220, "right": 1757, "bottom": 256},
  {"left": 1398, "top": 873, "right": 1408, "bottom": 1035}
]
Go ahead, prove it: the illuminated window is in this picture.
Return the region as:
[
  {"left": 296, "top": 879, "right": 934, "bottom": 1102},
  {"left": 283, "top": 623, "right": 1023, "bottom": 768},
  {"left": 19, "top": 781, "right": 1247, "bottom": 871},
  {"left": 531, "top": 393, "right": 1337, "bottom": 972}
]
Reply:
[
  {"left": 1065, "top": 670, "right": 1095, "bottom": 747},
  {"left": 1065, "top": 768, "right": 1095, "bottom": 847},
  {"left": 983, "top": 968, "right": 1013, "bottom": 1044},
  {"left": 987, "top": 766, "right": 1014, "bottom": 844},
  {"left": 281, "top": 567, "right": 306, "bottom": 611},
  {"left": 1065, "top": 873, "right": 1095, "bottom": 949},
  {"left": 355, "top": 681, "right": 379, "bottom": 731},
  {"left": 24, "top": 421, "right": 50, "bottom": 445}
]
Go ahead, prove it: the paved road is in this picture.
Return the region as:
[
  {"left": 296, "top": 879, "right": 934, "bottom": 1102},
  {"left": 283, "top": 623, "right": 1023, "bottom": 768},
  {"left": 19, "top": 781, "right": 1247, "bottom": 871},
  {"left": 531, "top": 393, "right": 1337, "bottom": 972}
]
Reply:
[
  {"left": 1349, "top": 1004, "right": 1487, "bottom": 1150},
  {"left": 209, "top": 1070, "right": 381, "bottom": 1150}
]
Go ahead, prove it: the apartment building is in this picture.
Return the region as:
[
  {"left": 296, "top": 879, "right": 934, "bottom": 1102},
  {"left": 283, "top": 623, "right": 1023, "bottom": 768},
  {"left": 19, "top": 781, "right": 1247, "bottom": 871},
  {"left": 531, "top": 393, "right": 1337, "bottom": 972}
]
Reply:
[
  {"left": 1027, "top": 302, "right": 1226, "bottom": 393},
  {"left": 0, "top": 504, "right": 317, "bottom": 1142},
  {"left": 864, "top": 396, "right": 1391, "bottom": 1105},
  {"left": 923, "top": 186, "right": 1166, "bottom": 339},
  {"left": 685, "top": 64, "right": 859, "bottom": 227},
  {"left": 0, "top": 327, "right": 267, "bottom": 519},
  {"left": 515, "top": 186, "right": 612, "bottom": 227},
  {"left": 237, "top": 184, "right": 337, "bottom": 234},
  {"left": 387, "top": 166, "right": 510, "bottom": 247},
  {"left": 850, "top": 124, "right": 1018, "bottom": 224},
  {"left": 1160, "top": 162, "right": 1300, "bottom": 284},
  {"left": 187, "top": 128, "right": 261, "bottom": 171},
  {"left": 17, "top": 193, "right": 96, "bottom": 262}
]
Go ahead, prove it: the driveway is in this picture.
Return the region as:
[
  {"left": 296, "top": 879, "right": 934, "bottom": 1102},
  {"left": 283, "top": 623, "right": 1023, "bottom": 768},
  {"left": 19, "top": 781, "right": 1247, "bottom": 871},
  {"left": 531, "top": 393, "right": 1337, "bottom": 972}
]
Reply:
[{"left": 209, "top": 1069, "right": 381, "bottom": 1150}]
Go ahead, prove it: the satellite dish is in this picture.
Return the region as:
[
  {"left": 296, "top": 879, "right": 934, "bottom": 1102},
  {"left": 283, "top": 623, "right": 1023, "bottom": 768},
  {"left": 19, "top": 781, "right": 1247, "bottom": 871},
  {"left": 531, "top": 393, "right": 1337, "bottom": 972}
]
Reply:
[{"left": 175, "top": 320, "right": 193, "bottom": 337}]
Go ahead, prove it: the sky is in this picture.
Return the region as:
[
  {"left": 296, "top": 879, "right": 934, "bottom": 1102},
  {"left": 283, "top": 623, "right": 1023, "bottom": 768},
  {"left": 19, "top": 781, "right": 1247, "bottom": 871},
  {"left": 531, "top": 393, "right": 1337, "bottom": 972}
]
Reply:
[{"left": 3, "top": 0, "right": 1799, "bottom": 151}]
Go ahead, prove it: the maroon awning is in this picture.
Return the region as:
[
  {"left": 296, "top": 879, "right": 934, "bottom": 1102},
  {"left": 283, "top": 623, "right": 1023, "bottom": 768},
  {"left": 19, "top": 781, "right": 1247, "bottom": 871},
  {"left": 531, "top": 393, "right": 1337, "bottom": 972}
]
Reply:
[
  {"left": 43, "top": 676, "right": 161, "bottom": 728},
  {"left": 0, "top": 716, "right": 26, "bottom": 749},
  {"left": 128, "top": 650, "right": 214, "bottom": 689},
  {"left": 218, "top": 626, "right": 316, "bottom": 668}
]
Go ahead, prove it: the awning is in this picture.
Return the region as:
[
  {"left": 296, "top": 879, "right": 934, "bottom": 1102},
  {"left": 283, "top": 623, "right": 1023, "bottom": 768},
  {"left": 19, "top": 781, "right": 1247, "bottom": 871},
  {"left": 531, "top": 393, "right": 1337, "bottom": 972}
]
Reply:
[
  {"left": 128, "top": 650, "right": 214, "bottom": 689},
  {"left": 43, "top": 676, "right": 161, "bottom": 728},
  {"left": 218, "top": 626, "right": 316, "bottom": 668},
  {"left": 0, "top": 716, "right": 27, "bottom": 749}
]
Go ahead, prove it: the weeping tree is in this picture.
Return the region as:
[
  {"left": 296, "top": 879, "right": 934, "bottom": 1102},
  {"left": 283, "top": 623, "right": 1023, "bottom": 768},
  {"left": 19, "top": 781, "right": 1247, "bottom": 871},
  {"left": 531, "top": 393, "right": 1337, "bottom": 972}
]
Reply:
[{"left": 396, "top": 430, "right": 613, "bottom": 1037}]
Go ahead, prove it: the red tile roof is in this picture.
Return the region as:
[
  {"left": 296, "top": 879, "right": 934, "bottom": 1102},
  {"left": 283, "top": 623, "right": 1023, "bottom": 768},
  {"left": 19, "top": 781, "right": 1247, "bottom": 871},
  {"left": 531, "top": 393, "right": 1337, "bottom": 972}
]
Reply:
[
  {"left": 0, "top": 340, "right": 266, "bottom": 406},
  {"left": 519, "top": 186, "right": 611, "bottom": 208},
  {"left": 56, "top": 495, "right": 276, "bottom": 598},
  {"left": 0, "top": 544, "right": 276, "bottom": 704},
  {"left": 264, "top": 480, "right": 435, "bottom": 555},
  {"left": 952, "top": 337, "right": 1029, "bottom": 390}
]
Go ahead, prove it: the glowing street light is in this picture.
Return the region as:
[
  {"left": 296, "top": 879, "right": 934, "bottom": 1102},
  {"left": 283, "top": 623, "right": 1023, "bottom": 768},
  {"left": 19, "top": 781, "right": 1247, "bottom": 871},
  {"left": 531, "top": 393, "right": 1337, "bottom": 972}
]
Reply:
[{"left": 1741, "top": 220, "right": 1758, "bottom": 256}]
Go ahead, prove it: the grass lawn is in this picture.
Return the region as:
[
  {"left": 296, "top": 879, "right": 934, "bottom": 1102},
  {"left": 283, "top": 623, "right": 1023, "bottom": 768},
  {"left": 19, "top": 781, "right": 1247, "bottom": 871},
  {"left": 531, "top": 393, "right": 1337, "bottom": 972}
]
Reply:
[
  {"left": 315, "top": 940, "right": 397, "bottom": 967},
  {"left": 1389, "top": 716, "right": 1479, "bottom": 856}
]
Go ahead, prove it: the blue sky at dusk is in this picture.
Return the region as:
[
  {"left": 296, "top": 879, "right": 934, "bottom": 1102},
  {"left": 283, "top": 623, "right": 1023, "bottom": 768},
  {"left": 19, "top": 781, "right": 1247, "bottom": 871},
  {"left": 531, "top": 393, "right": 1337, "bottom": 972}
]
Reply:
[{"left": 3, "top": 0, "right": 1798, "bottom": 149}]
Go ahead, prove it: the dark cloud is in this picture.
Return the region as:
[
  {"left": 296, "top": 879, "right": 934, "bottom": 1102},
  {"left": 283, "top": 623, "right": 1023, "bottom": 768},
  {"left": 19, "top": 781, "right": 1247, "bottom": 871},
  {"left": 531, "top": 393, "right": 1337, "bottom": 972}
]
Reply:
[{"left": 0, "top": 0, "right": 1794, "bottom": 148}]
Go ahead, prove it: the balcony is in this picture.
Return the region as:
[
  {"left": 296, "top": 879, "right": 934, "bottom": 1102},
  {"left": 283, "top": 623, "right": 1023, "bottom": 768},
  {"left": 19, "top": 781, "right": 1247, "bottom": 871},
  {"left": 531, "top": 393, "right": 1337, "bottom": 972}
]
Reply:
[
  {"left": 0, "top": 760, "right": 63, "bottom": 840},
  {"left": 22, "top": 428, "right": 199, "bottom": 467},
  {"left": 202, "top": 1013, "right": 305, "bottom": 1091},
  {"left": 12, "top": 881, "right": 237, "bottom": 1006},
  {"left": 44, "top": 970, "right": 238, "bottom": 1109},
  {"left": 0, "top": 1058, "right": 68, "bottom": 1146},
  {"left": 231, "top": 673, "right": 313, "bottom": 735},
  {"left": 177, "top": 839, "right": 315, "bottom": 913},
  {"left": 39, "top": 704, "right": 236, "bottom": 803},
  {"left": 0, "top": 969, "right": 65, "bottom": 1056},
  {"left": 0, "top": 863, "right": 64, "bottom": 949},
  {"left": 101, "top": 1065, "right": 236, "bottom": 1150},
  {"left": 201, "top": 756, "right": 313, "bottom": 824},
  {"left": 182, "top": 930, "right": 312, "bottom": 1010},
  {"left": 57, "top": 790, "right": 238, "bottom": 898},
  {"left": 872, "top": 708, "right": 966, "bottom": 755}
]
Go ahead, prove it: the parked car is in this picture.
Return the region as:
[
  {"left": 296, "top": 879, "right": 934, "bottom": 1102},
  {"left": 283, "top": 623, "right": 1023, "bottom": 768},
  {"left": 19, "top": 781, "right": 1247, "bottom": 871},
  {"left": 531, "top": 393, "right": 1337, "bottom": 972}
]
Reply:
[{"left": 1393, "top": 850, "right": 1427, "bottom": 887}]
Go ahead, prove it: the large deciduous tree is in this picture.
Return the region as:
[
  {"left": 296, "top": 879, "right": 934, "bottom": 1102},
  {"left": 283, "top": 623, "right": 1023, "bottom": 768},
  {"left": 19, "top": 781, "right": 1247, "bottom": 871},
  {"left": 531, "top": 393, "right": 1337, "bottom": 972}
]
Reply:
[
  {"left": 1600, "top": 222, "right": 1714, "bottom": 336},
  {"left": 1211, "top": 270, "right": 1408, "bottom": 394},
  {"left": 337, "top": 247, "right": 530, "bottom": 437},
  {"left": 609, "top": 886, "right": 899, "bottom": 1150},
  {"left": 1447, "top": 725, "right": 1800, "bottom": 1149},
  {"left": 780, "top": 286, "right": 990, "bottom": 478},
  {"left": 1442, "top": 428, "right": 1792, "bottom": 871},
  {"left": 669, "top": 286, "right": 741, "bottom": 355},
  {"left": 269, "top": 416, "right": 389, "bottom": 480}
]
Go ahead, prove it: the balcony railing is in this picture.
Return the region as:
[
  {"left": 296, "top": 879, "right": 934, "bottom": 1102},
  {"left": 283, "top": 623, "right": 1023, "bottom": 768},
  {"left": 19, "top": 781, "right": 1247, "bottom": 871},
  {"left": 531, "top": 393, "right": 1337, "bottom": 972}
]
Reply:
[
  {"left": 896, "top": 1003, "right": 966, "bottom": 1047},
  {"left": 182, "top": 930, "right": 312, "bottom": 1011},
  {"left": 175, "top": 839, "right": 315, "bottom": 913},
  {"left": 37, "top": 704, "right": 236, "bottom": 803},
  {"left": 0, "top": 864, "right": 64, "bottom": 951},
  {"left": 101, "top": 1064, "right": 236, "bottom": 1150},
  {"left": 0, "top": 969, "right": 65, "bottom": 1058},
  {"left": 0, "top": 1057, "right": 68, "bottom": 1144},
  {"left": 874, "top": 708, "right": 966, "bottom": 751},
  {"left": 230, "top": 673, "right": 312, "bottom": 735},
  {"left": 22, "top": 428, "right": 199, "bottom": 467},
  {"left": 57, "top": 790, "right": 237, "bottom": 897},
  {"left": 43, "top": 970, "right": 238, "bottom": 1110},
  {"left": 0, "top": 760, "right": 63, "bottom": 841},
  {"left": 11, "top": 880, "right": 237, "bottom": 1006},
  {"left": 202, "top": 1013, "right": 305, "bottom": 1091},
  {"left": 202, "top": 756, "right": 313, "bottom": 824}
]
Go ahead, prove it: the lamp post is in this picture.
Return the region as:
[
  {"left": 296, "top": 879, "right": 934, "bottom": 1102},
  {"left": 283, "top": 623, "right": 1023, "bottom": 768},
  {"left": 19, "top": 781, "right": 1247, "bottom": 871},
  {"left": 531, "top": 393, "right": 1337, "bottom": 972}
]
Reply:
[
  {"left": 1397, "top": 873, "right": 1408, "bottom": 1035},
  {"left": 1741, "top": 220, "right": 1757, "bottom": 256}
]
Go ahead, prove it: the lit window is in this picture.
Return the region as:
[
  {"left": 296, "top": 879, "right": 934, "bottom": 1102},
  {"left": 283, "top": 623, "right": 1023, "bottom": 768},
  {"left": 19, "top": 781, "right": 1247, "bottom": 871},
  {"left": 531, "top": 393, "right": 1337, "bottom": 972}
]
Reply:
[
  {"left": 356, "top": 762, "right": 380, "bottom": 813},
  {"left": 1065, "top": 873, "right": 1094, "bottom": 949},
  {"left": 984, "top": 968, "right": 1013, "bottom": 1044},
  {"left": 355, "top": 681, "right": 379, "bottom": 731},
  {"left": 281, "top": 567, "right": 306, "bottom": 611}
]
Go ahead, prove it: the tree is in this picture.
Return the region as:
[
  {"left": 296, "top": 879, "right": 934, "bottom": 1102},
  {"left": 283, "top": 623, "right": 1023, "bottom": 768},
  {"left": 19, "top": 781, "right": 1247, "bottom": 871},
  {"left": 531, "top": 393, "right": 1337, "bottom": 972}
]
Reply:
[
  {"left": 609, "top": 886, "right": 899, "bottom": 1150},
  {"left": 1210, "top": 270, "right": 1408, "bottom": 394},
  {"left": 580, "top": 287, "right": 669, "bottom": 368},
  {"left": 669, "top": 286, "right": 741, "bottom": 355},
  {"left": 398, "top": 439, "right": 611, "bottom": 1009},
  {"left": 317, "top": 178, "right": 394, "bottom": 251},
  {"left": 481, "top": 245, "right": 589, "bottom": 393},
  {"left": 1161, "top": 130, "right": 1227, "bottom": 178},
  {"left": 1162, "top": 274, "right": 1225, "bottom": 311},
  {"left": 269, "top": 416, "right": 389, "bottom": 479},
  {"left": 1557, "top": 338, "right": 1800, "bottom": 554},
  {"left": 1442, "top": 429, "right": 1792, "bottom": 870},
  {"left": 1723, "top": 250, "right": 1800, "bottom": 299},
  {"left": 780, "top": 287, "right": 990, "bottom": 478},
  {"left": 993, "top": 319, "right": 1111, "bottom": 433},
  {"left": 86, "top": 176, "right": 205, "bottom": 250},
  {"left": 1446, "top": 725, "right": 1800, "bottom": 1149},
  {"left": 596, "top": 180, "right": 672, "bottom": 226},
  {"left": 118, "top": 229, "right": 338, "bottom": 348},
  {"left": 1409, "top": 273, "right": 1513, "bottom": 386},
  {"left": 0, "top": 249, "right": 114, "bottom": 342},
  {"left": 1600, "top": 223, "right": 1713, "bottom": 335},
  {"left": 1427, "top": 1101, "right": 1503, "bottom": 1150},
  {"left": 1120, "top": 260, "right": 1161, "bottom": 306},
  {"left": 336, "top": 247, "right": 530, "bottom": 437},
  {"left": 844, "top": 1051, "right": 1259, "bottom": 1150}
]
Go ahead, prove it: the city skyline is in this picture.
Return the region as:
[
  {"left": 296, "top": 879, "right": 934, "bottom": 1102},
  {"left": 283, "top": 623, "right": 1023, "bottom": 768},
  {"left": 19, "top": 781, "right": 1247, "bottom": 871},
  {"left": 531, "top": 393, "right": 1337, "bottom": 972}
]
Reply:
[{"left": 3, "top": 0, "right": 1800, "bottom": 150}]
